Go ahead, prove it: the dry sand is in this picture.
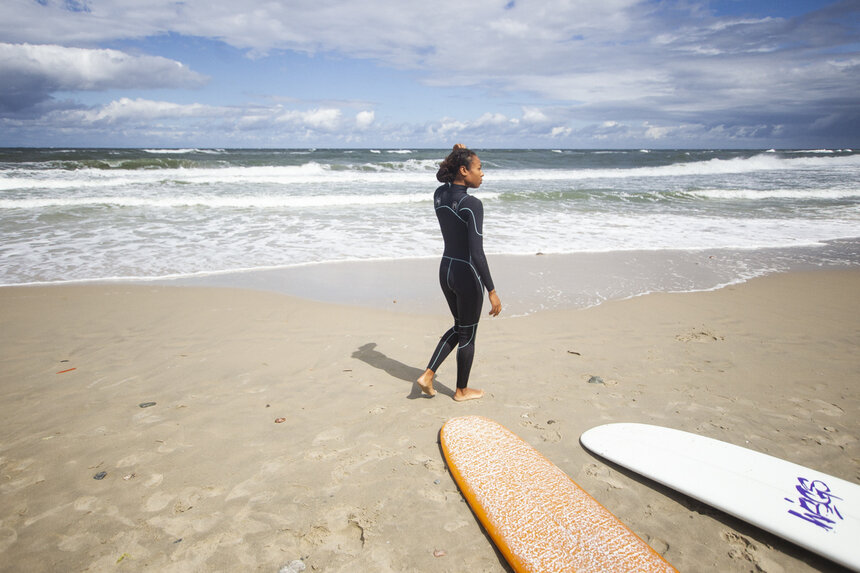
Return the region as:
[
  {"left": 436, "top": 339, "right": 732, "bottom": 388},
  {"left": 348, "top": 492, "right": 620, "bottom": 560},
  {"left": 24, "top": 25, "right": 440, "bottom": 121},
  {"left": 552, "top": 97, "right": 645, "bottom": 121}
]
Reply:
[{"left": 0, "top": 270, "right": 857, "bottom": 572}]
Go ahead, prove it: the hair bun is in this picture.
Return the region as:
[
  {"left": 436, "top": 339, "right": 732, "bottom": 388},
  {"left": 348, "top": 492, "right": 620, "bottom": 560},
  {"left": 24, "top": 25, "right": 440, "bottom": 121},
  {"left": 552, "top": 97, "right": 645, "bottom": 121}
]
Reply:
[{"left": 436, "top": 144, "right": 476, "bottom": 183}]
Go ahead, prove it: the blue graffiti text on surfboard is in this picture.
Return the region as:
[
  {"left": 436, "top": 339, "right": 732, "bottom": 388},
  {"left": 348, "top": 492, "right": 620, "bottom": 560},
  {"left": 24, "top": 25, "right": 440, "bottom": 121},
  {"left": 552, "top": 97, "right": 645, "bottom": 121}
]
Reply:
[{"left": 785, "top": 477, "right": 844, "bottom": 532}]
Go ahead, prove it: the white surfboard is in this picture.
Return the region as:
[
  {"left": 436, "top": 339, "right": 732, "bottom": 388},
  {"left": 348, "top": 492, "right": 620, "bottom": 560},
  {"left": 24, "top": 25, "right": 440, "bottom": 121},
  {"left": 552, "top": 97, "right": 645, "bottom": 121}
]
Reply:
[{"left": 580, "top": 423, "right": 860, "bottom": 571}]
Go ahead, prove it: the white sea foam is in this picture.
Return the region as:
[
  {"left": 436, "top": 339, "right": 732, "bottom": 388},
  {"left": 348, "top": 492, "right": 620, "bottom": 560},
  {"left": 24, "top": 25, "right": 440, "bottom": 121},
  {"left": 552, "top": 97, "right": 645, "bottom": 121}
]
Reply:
[
  {"left": 1, "top": 153, "right": 855, "bottom": 193},
  {"left": 687, "top": 188, "right": 860, "bottom": 200},
  {"left": 143, "top": 148, "right": 227, "bottom": 154},
  {"left": 490, "top": 154, "right": 860, "bottom": 182},
  {"left": 2, "top": 148, "right": 857, "bottom": 287},
  {"left": 489, "top": 210, "right": 860, "bottom": 255},
  {"left": 0, "top": 192, "right": 448, "bottom": 210},
  {"left": 0, "top": 161, "right": 437, "bottom": 191}
]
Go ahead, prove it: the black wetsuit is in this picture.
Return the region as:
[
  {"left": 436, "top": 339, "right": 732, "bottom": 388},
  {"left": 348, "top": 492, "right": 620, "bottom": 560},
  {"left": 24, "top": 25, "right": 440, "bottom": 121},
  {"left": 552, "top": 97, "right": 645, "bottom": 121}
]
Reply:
[{"left": 425, "top": 183, "right": 495, "bottom": 389}]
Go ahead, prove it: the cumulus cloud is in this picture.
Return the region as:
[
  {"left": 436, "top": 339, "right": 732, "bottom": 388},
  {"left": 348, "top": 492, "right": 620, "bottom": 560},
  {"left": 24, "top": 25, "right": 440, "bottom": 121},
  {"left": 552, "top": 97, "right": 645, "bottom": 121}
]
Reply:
[
  {"left": 63, "top": 98, "right": 221, "bottom": 124},
  {"left": 522, "top": 107, "right": 549, "bottom": 123},
  {"left": 1, "top": 0, "right": 642, "bottom": 59},
  {"left": 274, "top": 108, "right": 342, "bottom": 131},
  {"left": 1, "top": 96, "right": 374, "bottom": 146},
  {"left": 0, "top": 0, "right": 857, "bottom": 146},
  {"left": 0, "top": 43, "right": 207, "bottom": 112},
  {"left": 422, "top": 109, "right": 582, "bottom": 146},
  {"left": 355, "top": 110, "right": 375, "bottom": 129}
]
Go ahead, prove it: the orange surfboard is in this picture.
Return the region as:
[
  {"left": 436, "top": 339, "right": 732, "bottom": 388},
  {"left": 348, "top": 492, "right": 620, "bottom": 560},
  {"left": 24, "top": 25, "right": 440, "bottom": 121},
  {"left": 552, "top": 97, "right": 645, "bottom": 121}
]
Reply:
[{"left": 440, "top": 416, "right": 677, "bottom": 573}]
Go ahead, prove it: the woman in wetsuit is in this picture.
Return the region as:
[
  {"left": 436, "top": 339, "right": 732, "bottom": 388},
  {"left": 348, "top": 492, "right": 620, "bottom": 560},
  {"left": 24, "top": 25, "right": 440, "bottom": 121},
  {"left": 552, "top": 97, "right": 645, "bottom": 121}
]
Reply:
[{"left": 416, "top": 144, "right": 502, "bottom": 401}]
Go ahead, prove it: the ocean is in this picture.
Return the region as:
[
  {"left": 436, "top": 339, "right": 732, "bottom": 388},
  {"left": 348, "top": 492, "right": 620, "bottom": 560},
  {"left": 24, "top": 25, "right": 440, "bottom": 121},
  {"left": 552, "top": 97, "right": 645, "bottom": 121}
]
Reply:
[{"left": 1, "top": 147, "right": 858, "bottom": 309}]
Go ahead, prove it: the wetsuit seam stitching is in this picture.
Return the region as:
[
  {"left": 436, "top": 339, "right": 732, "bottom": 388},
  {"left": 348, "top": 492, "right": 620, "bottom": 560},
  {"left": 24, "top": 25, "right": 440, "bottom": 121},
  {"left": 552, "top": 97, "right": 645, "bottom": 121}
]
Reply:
[
  {"left": 459, "top": 324, "right": 477, "bottom": 349},
  {"left": 443, "top": 255, "right": 483, "bottom": 289},
  {"left": 435, "top": 205, "right": 467, "bottom": 223},
  {"left": 429, "top": 330, "right": 457, "bottom": 370},
  {"left": 459, "top": 207, "right": 482, "bottom": 236}
]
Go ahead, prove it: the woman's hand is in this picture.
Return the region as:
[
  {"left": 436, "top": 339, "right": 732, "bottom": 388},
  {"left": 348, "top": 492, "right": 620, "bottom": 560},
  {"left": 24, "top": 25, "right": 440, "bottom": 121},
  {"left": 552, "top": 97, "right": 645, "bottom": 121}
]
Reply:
[{"left": 488, "top": 290, "right": 502, "bottom": 317}]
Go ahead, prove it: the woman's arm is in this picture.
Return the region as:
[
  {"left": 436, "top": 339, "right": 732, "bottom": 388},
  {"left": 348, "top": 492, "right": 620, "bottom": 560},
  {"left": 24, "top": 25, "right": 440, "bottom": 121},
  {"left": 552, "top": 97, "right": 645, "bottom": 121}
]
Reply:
[
  {"left": 464, "top": 196, "right": 502, "bottom": 316},
  {"left": 463, "top": 195, "right": 495, "bottom": 292}
]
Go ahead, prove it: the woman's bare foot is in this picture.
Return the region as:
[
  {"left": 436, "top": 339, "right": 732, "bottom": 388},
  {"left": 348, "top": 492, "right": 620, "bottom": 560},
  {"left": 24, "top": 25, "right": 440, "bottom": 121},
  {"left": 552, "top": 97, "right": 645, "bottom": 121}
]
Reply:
[
  {"left": 416, "top": 369, "right": 436, "bottom": 397},
  {"left": 453, "top": 387, "right": 484, "bottom": 402}
]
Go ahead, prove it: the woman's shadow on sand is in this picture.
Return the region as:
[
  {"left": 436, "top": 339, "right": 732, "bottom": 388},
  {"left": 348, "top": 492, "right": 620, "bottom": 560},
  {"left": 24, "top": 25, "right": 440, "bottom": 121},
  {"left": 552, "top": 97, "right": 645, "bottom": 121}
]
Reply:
[{"left": 351, "top": 342, "right": 455, "bottom": 399}]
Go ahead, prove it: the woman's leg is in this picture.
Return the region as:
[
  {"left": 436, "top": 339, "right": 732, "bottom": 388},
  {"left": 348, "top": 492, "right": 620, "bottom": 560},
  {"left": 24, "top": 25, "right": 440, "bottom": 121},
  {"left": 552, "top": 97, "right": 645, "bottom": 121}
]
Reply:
[
  {"left": 451, "top": 263, "right": 484, "bottom": 401},
  {"left": 417, "top": 259, "right": 460, "bottom": 397},
  {"left": 417, "top": 323, "right": 457, "bottom": 397}
]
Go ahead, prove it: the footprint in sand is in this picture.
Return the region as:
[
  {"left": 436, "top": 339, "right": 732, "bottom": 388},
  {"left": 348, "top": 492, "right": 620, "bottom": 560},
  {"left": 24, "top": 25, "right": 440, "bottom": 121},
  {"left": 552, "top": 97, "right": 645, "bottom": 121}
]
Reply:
[
  {"left": 583, "top": 462, "right": 627, "bottom": 490},
  {"left": 313, "top": 427, "right": 345, "bottom": 445},
  {"left": 809, "top": 399, "right": 845, "bottom": 417},
  {"left": 722, "top": 531, "right": 784, "bottom": 573},
  {"left": 642, "top": 534, "right": 670, "bottom": 557},
  {"left": 73, "top": 496, "right": 98, "bottom": 512},
  {"left": 301, "top": 524, "right": 331, "bottom": 548},
  {"left": 675, "top": 328, "right": 724, "bottom": 342},
  {"left": 410, "top": 453, "right": 446, "bottom": 475},
  {"left": 801, "top": 430, "right": 857, "bottom": 450},
  {"left": 144, "top": 491, "right": 175, "bottom": 512},
  {"left": 519, "top": 413, "right": 562, "bottom": 442},
  {"left": 788, "top": 397, "right": 845, "bottom": 419},
  {"left": 330, "top": 447, "right": 398, "bottom": 483},
  {"left": 296, "top": 508, "right": 371, "bottom": 556},
  {"left": 57, "top": 531, "right": 96, "bottom": 552},
  {"left": 0, "top": 458, "right": 44, "bottom": 495}
]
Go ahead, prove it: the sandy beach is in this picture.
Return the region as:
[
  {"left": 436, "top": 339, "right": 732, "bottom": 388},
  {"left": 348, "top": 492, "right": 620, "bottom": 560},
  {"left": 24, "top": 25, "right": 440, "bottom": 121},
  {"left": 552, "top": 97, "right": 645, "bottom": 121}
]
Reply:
[{"left": 0, "top": 269, "right": 857, "bottom": 572}]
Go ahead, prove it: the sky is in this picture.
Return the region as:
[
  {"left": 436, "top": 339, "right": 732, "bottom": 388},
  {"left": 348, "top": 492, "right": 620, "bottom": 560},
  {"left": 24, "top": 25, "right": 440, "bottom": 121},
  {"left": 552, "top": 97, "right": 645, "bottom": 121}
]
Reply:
[{"left": 0, "top": 0, "right": 858, "bottom": 149}]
